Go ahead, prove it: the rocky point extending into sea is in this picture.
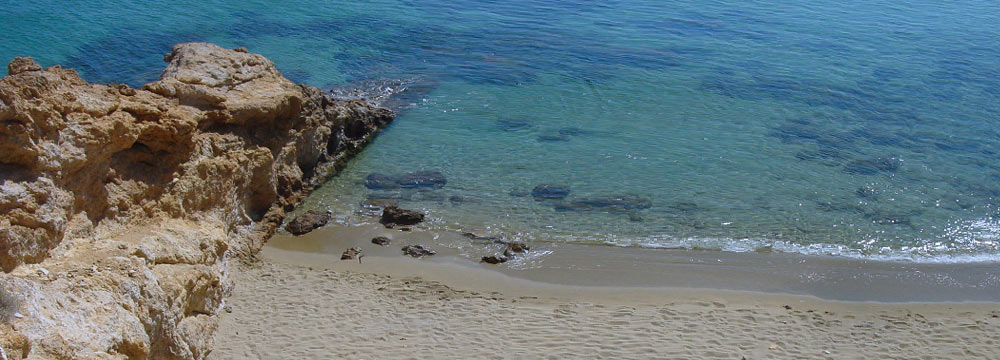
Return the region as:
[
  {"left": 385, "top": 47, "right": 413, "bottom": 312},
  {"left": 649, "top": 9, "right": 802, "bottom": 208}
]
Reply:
[{"left": 0, "top": 43, "right": 392, "bottom": 359}]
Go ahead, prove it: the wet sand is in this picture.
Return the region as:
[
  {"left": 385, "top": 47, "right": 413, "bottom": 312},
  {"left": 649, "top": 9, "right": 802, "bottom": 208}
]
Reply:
[
  {"left": 265, "top": 223, "right": 1000, "bottom": 302},
  {"left": 210, "top": 224, "right": 1000, "bottom": 359}
]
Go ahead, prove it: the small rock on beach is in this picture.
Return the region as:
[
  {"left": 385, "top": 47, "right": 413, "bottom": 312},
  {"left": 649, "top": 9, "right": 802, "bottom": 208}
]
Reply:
[
  {"left": 380, "top": 206, "right": 425, "bottom": 227},
  {"left": 341, "top": 247, "right": 362, "bottom": 260},
  {"left": 402, "top": 245, "right": 436, "bottom": 258}
]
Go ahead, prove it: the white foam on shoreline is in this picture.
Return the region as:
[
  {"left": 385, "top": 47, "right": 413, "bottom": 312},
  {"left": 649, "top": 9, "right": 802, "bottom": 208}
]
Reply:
[{"left": 317, "top": 210, "right": 1000, "bottom": 264}]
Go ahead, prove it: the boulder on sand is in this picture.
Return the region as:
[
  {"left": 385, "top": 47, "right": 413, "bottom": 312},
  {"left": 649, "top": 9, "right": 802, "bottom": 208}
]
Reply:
[
  {"left": 285, "top": 210, "right": 332, "bottom": 235},
  {"left": 402, "top": 244, "right": 436, "bottom": 257},
  {"left": 380, "top": 206, "right": 425, "bottom": 227}
]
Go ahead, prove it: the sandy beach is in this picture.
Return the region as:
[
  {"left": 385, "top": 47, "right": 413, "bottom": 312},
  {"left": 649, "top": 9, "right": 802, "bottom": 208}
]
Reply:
[{"left": 211, "top": 241, "right": 1000, "bottom": 359}]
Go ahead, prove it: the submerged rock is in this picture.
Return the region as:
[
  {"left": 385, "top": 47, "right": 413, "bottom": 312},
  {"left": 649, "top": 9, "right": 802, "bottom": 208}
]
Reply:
[
  {"left": 537, "top": 134, "right": 571, "bottom": 142},
  {"left": 285, "top": 210, "right": 331, "bottom": 235},
  {"left": 364, "top": 173, "right": 401, "bottom": 190},
  {"left": 371, "top": 236, "right": 391, "bottom": 246},
  {"left": 558, "top": 127, "right": 595, "bottom": 136},
  {"left": 380, "top": 206, "right": 425, "bottom": 226},
  {"left": 496, "top": 119, "right": 534, "bottom": 131},
  {"left": 668, "top": 201, "right": 699, "bottom": 212},
  {"left": 556, "top": 195, "right": 653, "bottom": 211},
  {"left": 364, "top": 171, "right": 447, "bottom": 189},
  {"left": 508, "top": 190, "right": 531, "bottom": 197},
  {"left": 843, "top": 157, "right": 902, "bottom": 175},
  {"left": 402, "top": 244, "right": 436, "bottom": 257},
  {"left": 531, "top": 184, "right": 571, "bottom": 200},
  {"left": 366, "top": 190, "right": 409, "bottom": 201},
  {"left": 397, "top": 171, "right": 447, "bottom": 188},
  {"left": 481, "top": 255, "right": 508, "bottom": 264}
]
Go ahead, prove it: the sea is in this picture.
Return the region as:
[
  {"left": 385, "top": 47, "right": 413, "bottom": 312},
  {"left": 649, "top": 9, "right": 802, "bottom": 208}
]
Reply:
[{"left": 3, "top": 0, "right": 999, "bottom": 263}]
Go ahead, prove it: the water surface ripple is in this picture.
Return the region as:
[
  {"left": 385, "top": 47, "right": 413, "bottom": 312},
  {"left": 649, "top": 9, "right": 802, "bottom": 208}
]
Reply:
[{"left": 4, "top": 0, "right": 999, "bottom": 262}]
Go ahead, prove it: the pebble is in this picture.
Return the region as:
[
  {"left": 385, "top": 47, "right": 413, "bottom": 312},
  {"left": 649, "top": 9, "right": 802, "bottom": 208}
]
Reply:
[
  {"left": 37, "top": 268, "right": 49, "bottom": 276},
  {"left": 13, "top": 312, "right": 24, "bottom": 319}
]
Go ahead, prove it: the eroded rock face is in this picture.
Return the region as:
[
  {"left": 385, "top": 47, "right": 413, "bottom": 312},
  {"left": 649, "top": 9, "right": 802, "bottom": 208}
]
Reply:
[{"left": 0, "top": 43, "right": 392, "bottom": 359}]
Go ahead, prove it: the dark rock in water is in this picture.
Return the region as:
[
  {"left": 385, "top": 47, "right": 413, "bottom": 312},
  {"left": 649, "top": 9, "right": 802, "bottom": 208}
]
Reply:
[
  {"left": 397, "top": 171, "right": 447, "bottom": 188},
  {"left": 341, "top": 247, "right": 361, "bottom": 260},
  {"left": 481, "top": 255, "right": 508, "bottom": 264},
  {"left": 497, "top": 119, "right": 534, "bottom": 131},
  {"left": 364, "top": 173, "right": 400, "bottom": 190},
  {"left": 843, "top": 157, "right": 902, "bottom": 175},
  {"left": 402, "top": 245, "right": 436, "bottom": 257},
  {"left": 449, "top": 195, "right": 464, "bottom": 205},
  {"left": 380, "top": 206, "right": 425, "bottom": 226},
  {"left": 537, "top": 134, "right": 571, "bottom": 142},
  {"left": 531, "top": 184, "right": 571, "bottom": 199},
  {"left": 628, "top": 213, "right": 643, "bottom": 222},
  {"left": 284, "top": 210, "right": 331, "bottom": 235},
  {"left": 855, "top": 186, "right": 880, "bottom": 199},
  {"left": 560, "top": 195, "right": 653, "bottom": 211},
  {"left": 505, "top": 242, "right": 530, "bottom": 253},
  {"left": 508, "top": 190, "right": 530, "bottom": 197},
  {"left": 463, "top": 232, "right": 504, "bottom": 243},
  {"left": 371, "top": 236, "right": 391, "bottom": 246}
]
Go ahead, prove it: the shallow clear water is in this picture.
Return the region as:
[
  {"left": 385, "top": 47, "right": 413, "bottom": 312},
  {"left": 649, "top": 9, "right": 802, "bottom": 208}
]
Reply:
[{"left": 4, "top": 0, "right": 1000, "bottom": 262}]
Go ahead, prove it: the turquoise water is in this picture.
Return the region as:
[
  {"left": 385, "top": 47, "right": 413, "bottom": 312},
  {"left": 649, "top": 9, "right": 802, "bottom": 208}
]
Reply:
[{"left": 4, "top": 1, "right": 1000, "bottom": 262}]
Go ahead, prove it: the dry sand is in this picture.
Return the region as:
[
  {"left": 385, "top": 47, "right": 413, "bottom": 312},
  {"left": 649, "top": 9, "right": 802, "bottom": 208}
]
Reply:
[{"left": 210, "top": 247, "right": 1000, "bottom": 359}]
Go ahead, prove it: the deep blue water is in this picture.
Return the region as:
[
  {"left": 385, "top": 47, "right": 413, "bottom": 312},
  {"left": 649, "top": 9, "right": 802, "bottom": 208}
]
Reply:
[{"left": 3, "top": 0, "right": 1000, "bottom": 262}]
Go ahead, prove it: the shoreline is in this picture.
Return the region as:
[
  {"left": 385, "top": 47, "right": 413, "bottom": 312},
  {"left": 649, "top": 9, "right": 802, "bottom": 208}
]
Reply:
[
  {"left": 210, "top": 244, "right": 1000, "bottom": 359},
  {"left": 267, "top": 222, "right": 1000, "bottom": 302}
]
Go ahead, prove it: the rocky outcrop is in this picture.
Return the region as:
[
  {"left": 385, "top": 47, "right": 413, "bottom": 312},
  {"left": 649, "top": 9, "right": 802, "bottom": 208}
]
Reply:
[
  {"left": 0, "top": 43, "right": 392, "bottom": 359},
  {"left": 284, "top": 210, "right": 331, "bottom": 236}
]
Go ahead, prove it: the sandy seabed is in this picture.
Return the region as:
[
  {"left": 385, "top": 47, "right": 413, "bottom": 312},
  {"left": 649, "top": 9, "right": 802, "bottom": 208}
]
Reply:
[{"left": 210, "top": 246, "right": 1000, "bottom": 360}]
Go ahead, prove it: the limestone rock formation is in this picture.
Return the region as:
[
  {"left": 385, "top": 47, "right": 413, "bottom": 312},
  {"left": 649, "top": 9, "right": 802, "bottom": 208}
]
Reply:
[{"left": 0, "top": 43, "right": 392, "bottom": 359}]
